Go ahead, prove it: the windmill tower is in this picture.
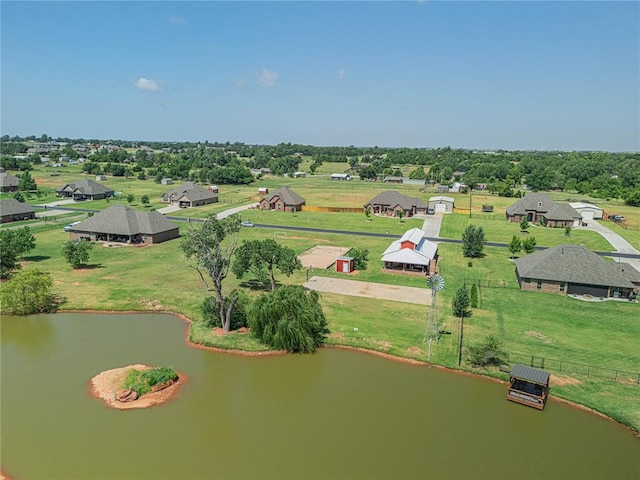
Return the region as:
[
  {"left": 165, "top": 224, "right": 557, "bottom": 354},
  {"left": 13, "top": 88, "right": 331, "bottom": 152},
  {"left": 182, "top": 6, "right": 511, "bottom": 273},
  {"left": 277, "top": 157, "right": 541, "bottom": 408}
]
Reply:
[{"left": 424, "top": 274, "right": 445, "bottom": 343}]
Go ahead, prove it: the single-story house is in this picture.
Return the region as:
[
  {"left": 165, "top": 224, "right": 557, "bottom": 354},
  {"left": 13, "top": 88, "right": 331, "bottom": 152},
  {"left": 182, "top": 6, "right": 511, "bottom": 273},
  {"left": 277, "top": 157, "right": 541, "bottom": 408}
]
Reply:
[
  {"left": 162, "top": 182, "right": 218, "bottom": 207},
  {"left": 428, "top": 196, "right": 455, "bottom": 214},
  {"left": 68, "top": 205, "right": 179, "bottom": 244},
  {"left": 56, "top": 179, "right": 115, "bottom": 200},
  {"left": 364, "top": 191, "right": 428, "bottom": 217},
  {"left": 381, "top": 228, "right": 439, "bottom": 275},
  {"left": 514, "top": 244, "right": 638, "bottom": 299},
  {"left": 383, "top": 176, "right": 403, "bottom": 184},
  {"left": 0, "top": 198, "right": 36, "bottom": 223},
  {"left": 259, "top": 187, "right": 306, "bottom": 212},
  {"left": 0, "top": 172, "right": 20, "bottom": 192},
  {"left": 569, "top": 202, "right": 604, "bottom": 222},
  {"left": 331, "top": 173, "right": 351, "bottom": 181},
  {"left": 506, "top": 192, "right": 581, "bottom": 228}
]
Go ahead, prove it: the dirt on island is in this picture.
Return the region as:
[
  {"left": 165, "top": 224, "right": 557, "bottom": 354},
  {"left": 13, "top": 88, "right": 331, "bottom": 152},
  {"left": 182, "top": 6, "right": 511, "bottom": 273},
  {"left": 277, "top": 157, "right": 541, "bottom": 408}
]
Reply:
[{"left": 89, "top": 364, "right": 186, "bottom": 410}]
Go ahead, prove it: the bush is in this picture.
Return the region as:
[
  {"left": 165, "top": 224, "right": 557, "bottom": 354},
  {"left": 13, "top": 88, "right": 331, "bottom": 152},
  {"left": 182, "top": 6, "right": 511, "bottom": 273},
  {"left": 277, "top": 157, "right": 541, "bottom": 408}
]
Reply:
[
  {"left": 123, "top": 367, "right": 178, "bottom": 396},
  {"left": 466, "top": 335, "right": 507, "bottom": 367},
  {"left": 470, "top": 284, "right": 478, "bottom": 308},
  {"left": 350, "top": 248, "right": 369, "bottom": 270},
  {"left": 0, "top": 269, "right": 58, "bottom": 315}
]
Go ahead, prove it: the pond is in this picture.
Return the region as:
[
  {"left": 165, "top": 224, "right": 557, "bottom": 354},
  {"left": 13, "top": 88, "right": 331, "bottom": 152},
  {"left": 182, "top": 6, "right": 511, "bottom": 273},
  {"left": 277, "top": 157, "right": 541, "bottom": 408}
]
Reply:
[{"left": 1, "top": 313, "right": 638, "bottom": 479}]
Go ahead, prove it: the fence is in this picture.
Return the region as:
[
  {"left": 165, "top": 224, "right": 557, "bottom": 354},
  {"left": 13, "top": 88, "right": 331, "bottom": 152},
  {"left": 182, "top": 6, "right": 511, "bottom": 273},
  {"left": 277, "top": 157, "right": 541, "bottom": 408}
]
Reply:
[
  {"left": 507, "top": 352, "right": 640, "bottom": 384},
  {"left": 302, "top": 205, "right": 363, "bottom": 213},
  {"left": 463, "top": 278, "right": 518, "bottom": 289}
]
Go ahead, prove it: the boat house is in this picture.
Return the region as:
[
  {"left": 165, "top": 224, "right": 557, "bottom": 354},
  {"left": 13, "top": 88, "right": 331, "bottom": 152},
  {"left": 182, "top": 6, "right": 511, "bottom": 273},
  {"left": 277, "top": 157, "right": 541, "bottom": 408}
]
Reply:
[{"left": 507, "top": 364, "right": 550, "bottom": 410}]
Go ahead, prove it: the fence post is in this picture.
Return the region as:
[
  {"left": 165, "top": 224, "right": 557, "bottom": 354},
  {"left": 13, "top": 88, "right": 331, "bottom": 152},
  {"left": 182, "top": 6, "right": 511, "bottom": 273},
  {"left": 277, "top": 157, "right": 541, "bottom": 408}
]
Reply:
[
  {"left": 587, "top": 366, "right": 590, "bottom": 377},
  {"left": 530, "top": 356, "right": 534, "bottom": 367},
  {"left": 614, "top": 370, "right": 618, "bottom": 381}
]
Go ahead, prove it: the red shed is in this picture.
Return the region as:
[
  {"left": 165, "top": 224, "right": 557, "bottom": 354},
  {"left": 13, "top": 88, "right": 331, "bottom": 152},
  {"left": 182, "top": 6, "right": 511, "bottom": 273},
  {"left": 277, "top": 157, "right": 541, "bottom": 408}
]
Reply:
[
  {"left": 258, "top": 187, "right": 269, "bottom": 194},
  {"left": 208, "top": 185, "right": 219, "bottom": 193},
  {"left": 336, "top": 256, "right": 354, "bottom": 274}
]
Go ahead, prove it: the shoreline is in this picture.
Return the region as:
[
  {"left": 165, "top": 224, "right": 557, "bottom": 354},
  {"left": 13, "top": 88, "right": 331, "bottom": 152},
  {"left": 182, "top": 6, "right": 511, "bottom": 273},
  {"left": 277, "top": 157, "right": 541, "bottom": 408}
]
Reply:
[{"left": 60, "top": 308, "right": 639, "bottom": 436}]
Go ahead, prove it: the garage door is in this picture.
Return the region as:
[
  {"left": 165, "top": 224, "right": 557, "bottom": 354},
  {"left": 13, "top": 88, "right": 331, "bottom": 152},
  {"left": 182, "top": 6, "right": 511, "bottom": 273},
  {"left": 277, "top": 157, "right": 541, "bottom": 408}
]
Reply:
[
  {"left": 567, "top": 284, "right": 608, "bottom": 297},
  {"left": 435, "top": 203, "right": 447, "bottom": 213},
  {"left": 582, "top": 211, "right": 594, "bottom": 221}
]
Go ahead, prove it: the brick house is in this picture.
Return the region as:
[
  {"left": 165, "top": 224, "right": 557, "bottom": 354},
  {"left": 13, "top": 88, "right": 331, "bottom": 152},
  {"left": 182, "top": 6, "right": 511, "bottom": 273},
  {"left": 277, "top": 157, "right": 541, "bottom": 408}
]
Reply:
[
  {"left": 506, "top": 193, "right": 581, "bottom": 228},
  {"left": 364, "top": 191, "right": 428, "bottom": 217},
  {"left": 161, "top": 182, "right": 218, "bottom": 207},
  {"left": 57, "top": 179, "right": 115, "bottom": 201},
  {"left": 259, "top": 187, "right": 306, "bottom": 212},
  {"left": 0, "top": 198, "right": 36, "bottom": 223},
  {"left": 0, "top": 172, "right": 20, "bottom": 193}
]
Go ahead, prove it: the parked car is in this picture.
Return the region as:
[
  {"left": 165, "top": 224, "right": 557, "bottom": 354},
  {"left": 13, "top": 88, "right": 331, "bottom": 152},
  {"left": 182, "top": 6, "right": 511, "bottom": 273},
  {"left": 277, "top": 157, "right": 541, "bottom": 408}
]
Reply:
[
  {"left": 63, "top": 221, "right": 81, "bottom": 232},
  {"left": 610, "top": 215, "right": 625, "bottom": 222},
  {"left": 241, "top": 220, "right": 254, "bottom": 227}
]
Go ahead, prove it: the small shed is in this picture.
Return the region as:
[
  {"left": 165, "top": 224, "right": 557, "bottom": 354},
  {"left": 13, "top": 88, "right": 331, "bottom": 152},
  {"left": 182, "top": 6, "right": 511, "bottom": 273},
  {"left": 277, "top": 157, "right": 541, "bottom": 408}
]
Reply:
[
  {"left": 208, "top": 185, "right": 219, "bottom": 193},
  {"left": 436, "top": 185, "right": 449, "bottom": 193},
  {"left": 507, "top": 364, "right": 550, "bottom": 410},
  {"left": 336, "top": 256, "right": 355, "bottom": 274},
  {"left": 161, "top": 178, "right": 173, "bottom": 185},
  {"left": 258, "top": 187, "right": 269, "bottom": 195},
  {"left": 95, "top": 175, "right": 106, "bottom": 181}
]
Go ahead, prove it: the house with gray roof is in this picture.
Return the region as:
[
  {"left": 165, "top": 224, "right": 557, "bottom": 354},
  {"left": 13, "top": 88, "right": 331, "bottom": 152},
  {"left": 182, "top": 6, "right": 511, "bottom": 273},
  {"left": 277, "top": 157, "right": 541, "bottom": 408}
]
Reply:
[
  {"left": 381, "top": 228, "right": 439, "bottom": 275},
  {"left": 161, "top": 182, "right": 218, "bottom": 208},
  {"left": 364, "top": 191, "right": 428, "bottom": 217},
  {"left": 56, "top": 179, "right": 114, "bottom": 201},
  {"left": 68, "top": 205, "right": 179, "bottom": 244},
  {"left": 0, "top": 172, "right": 20, "bottom": 193},
  {"left": 506, "top": 192, "right": 581, "bottom": 228},
  {"left": 259, "top": 187, "right": 306, "bottom": 212},
  {"left": 0, "top": 198, "right": 36, "bottom": 224},
  {"left": 514, "top": 244, "right": 638, "bottom": 299}
]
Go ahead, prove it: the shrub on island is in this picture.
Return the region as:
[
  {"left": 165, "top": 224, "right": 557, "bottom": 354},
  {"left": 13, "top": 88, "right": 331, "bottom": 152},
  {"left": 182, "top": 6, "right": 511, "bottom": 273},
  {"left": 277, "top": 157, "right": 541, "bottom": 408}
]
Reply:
[{"left": 123, "top": 366, "right": 178, "bottom": 396}]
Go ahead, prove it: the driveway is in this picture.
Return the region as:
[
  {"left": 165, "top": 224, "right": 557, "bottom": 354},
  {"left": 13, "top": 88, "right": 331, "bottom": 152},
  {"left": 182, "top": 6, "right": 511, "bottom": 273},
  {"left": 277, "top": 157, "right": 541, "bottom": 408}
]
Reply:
[
  {"left": 217, "top": 202, "right": 258, "bottom": 219},
  {"left": 575, "top": 221, "right": 640, "bottom": 271},
  {"left": 419, "top": 213, "right": 444, "bottom": 239},
  {"left": 157, "top": 205, "right": 182, "bottom": 214},
  {"left": 303, "top": 275, "right": 431, "bottom": 305}
]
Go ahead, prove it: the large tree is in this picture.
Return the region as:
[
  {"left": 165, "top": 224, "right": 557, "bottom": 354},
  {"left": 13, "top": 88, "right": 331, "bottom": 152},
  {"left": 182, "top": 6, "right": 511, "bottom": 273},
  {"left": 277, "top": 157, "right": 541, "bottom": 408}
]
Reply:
[
  {"left": 461, "top": 224, "right": 486, "bottom": 258},
  {"left": 18, "top": 170, "right": 37, "bottom": 191},
  {"left": 0, "top": 227, "right": 36, "bottom": 279},
  {"left": 0, "top": 269, "right": 58, "bottom": 315},
  {"left": 249, "top": 285, "right": 328, "bottom": 353},
  {"left": 232, "top": 239, "right": 302, "bottom": 291},
  {"left": 180, "top": 214, "right": 241, "bottom": 332},
  {"left": 62, "top": 239, "right": 94, "bottom": 269}
]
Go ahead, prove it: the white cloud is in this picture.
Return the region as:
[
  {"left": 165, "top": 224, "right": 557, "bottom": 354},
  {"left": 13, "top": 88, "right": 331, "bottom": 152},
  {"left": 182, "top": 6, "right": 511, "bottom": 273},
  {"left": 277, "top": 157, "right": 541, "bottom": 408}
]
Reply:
[
  {"left": 134, "top": 77, "right": 160, "bottom": 92},
  {"left": 338, "top": 69, "right": 345, "bottom": 81},
  {"left": 234, "top": 78, "right": 246, "bottom": 89},
  {"left": 255, "top": 68, "right": 278, "bottom": 88},
  {"left": 170, "top": 16, "right": 187, "bottom": 26}
]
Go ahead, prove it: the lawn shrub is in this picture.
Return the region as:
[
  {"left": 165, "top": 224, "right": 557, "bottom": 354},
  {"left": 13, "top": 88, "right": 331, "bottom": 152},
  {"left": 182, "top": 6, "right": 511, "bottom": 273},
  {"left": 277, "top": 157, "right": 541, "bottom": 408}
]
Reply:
[{"left": 123, "top": 366, "right": 178, "bottom": 396}]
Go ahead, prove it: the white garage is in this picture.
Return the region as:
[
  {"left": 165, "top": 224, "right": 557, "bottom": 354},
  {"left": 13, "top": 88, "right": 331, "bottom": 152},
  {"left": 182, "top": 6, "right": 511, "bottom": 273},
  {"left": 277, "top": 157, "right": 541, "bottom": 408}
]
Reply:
[
  {"left": 428, "top": 196, "right": 455, "bottom": 214},
  {"left": 569, "top": 202, "right": 603, "bottom": 222}
]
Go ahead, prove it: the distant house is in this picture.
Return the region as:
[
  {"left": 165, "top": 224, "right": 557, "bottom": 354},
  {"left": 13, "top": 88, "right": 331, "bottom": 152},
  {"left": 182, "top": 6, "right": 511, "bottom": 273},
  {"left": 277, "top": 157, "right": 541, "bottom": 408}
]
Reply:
[
  {"left": 436, "top": 185, "right": 449, "bottom": 193},
  {"left": 514, "top": 244, "right": 638, "bottom": 298},
  {"left": 506, "top": 193, "right": 581, "bottom": 228},
  {"left": 0, "top": 172, "right": 20, "bottom": 192},
  {"left": 450, "top": 182, "right": 468, "bottom": 194},
  {"left": 250, "top": 168, "right": 272, "bottom": 176},
  {"left": 383, "top": 176, "right": 403, "bottom": 184},
  {"left": 259, "top": 187, "right": 306, "bottom": 212},
  {"left": 364, "top": 191, "right": 428, "bottom": 217},
  {"left": 160, "top": 178, "right": 173, "bottom": 185},
  {"left": 68, "top": 205, "right": 179, "bottom": 244},
  {"left": 331, "top": 173, "right": 351, "bottom": 181},
  {"left": 162, "top": 182, "right": 218, "bottom": 208},
  {"left": 428, "top": 196, "right": 455, "bottom": 214},
  {"left": 569, "top": 202, "right": 604, "bottom": 222},
  {"left": 293, "top": 171, "right": 306, "bottom": 178},
  {"left": 56, "top": 179, "right": 115, "bottom": 201},
  {"left": 0, "top": 198, "right": 36, "bottom": 224},
  {"left": 381, "top": 228, "right": 439, "bottom": 275}
]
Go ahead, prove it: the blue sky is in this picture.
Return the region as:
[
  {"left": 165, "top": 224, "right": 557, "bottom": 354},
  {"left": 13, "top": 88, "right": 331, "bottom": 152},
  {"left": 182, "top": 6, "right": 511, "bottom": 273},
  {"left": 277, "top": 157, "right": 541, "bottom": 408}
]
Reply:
[{"left": 2, "top": 1, "right": 638, "bottom": 151}]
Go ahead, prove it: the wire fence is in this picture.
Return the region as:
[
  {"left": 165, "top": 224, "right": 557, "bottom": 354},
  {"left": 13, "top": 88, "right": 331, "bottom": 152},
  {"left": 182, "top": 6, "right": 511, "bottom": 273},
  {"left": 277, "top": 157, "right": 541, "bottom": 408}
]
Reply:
[
  {"left": 463, "top": 278, "right": 519, "bottom": 289},
  {"left": 507, "top": 352, "right": 640, "bottom": 384}
]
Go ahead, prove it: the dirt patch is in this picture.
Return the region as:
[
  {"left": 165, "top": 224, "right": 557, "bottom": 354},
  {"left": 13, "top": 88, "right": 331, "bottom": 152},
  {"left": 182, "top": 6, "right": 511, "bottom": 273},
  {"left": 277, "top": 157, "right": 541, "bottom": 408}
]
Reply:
[
  {"left": 407, "top": 346, "right": 423, "bottom": 356},
  {"left": 89, "top": 364, "right": 186, "bottom": 410},
  {"left": 524, "top": 330, "right": 553, "bottom": 343},
  {"left": 298, "top": 245, "right": 351, "bottom": 269},
  {"left": 551, "top": 374, "right": 582, "bottom": 386},
  {"left": 304, "top": 276, "right": 431, "bottom": 305},
  {"left": 327, "top": 332, "right": 345, "bottom": 339}
]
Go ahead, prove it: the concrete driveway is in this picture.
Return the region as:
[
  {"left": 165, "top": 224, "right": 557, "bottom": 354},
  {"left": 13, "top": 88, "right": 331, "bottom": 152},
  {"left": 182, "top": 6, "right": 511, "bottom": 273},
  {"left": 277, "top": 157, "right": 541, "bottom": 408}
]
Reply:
[
  {"left": 419, "top": 213, "right": 444, "bottom": 239},
  {"left": 575, "top": 220, "right": 640, "bottom": 271}
]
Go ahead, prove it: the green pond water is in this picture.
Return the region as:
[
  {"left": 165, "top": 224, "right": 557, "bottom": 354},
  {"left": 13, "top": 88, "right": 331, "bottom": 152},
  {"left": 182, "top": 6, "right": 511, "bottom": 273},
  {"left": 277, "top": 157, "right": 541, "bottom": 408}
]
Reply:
[{"left": 1, "top": 313, "right": 638, "bottom": 479}]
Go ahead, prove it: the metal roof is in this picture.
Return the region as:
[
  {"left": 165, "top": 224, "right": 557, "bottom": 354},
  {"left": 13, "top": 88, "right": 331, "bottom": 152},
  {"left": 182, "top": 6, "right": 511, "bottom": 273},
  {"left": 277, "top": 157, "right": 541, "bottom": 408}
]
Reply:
[{"left": 510, "top": 364, "right": 550, "bottom": 385}]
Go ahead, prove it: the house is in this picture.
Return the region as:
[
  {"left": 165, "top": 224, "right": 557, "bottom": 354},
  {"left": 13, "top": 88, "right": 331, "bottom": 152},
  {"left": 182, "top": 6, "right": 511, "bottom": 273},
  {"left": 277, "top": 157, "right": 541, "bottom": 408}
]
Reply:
[
  {"left": 160, "top": 178, "right": 173, "bottom": 185},
  {"left": 364, "top": 191, "right": 428, "bottom": 217},
  {"left": 162, "top": 182, "right": 218, "bottom": 207},
  {"left": 569, "top": 202, "right": 604, "bottom": 222},
  {"left": 381, "top": 228, "right": 439, "bottom": 275},
  {"left": 250, "top": 168, "right": 272, "bottom": 176},
  {"left": 506, "top": 193, "right": 581, "bottom": 228},
  {"left": 0, "top": 172, "right": 20, "bottom": 192},
  {"left": 514, "top": 244, "right": 638, "bottom": 299},
  {"left": 259, "top": 187, "right": 306, "bottom": 212},
  {"left": 0, "top": 198, "right": 36, "bottom": 224},
  {"left": 331, "top": 173, "right": 351, "bottom": 181},
  {"left": 56, "top": 179, "right": 115, "bottom": 201},
  {"left": 436, "top": 185, "right": 449, "bottom": 193},
  {"left": 293, "top": 171, "right": 306, "bottom": 178},
  {"left": 428, "top": 196, "right": 455, "bottom": 214},
  {"left": 67, "top": 205, "right": 179, "bottom": 244},
  {"left": 383, "top": 176, "right": 403, "bottom": 184}
]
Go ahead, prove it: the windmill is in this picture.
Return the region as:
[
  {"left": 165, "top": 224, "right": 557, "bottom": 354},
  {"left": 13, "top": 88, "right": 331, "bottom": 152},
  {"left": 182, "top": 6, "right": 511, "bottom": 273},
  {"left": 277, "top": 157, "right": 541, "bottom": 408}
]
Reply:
[{"left": 424, "top": 274, "right": 445, "bottom": 344}]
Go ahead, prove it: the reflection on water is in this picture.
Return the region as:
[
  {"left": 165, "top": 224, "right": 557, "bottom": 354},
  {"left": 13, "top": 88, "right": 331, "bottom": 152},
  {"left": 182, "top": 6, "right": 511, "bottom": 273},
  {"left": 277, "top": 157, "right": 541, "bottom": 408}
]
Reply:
[{"left": 1, "top": 313, "right": 638, "bottom": 479}]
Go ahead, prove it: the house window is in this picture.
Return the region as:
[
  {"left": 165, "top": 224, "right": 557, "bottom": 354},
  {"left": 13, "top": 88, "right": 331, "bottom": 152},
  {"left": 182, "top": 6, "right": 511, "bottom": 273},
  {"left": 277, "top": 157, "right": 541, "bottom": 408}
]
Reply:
[
  {"left": 560, "top": 281, "right": 565, "bottom": 292},
  {"left": 524, "top": 278, "right": 530, "bottom": 283},
  {"left": 536, "top": 280, "right": 542, "bottom": 290}
]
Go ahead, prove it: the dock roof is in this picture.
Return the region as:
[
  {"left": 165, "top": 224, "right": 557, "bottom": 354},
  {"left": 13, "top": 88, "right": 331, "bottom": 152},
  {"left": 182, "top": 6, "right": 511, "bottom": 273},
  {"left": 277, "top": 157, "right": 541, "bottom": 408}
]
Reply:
[{"left": 510, "top": 364, "right": 550, "bottom": 386}]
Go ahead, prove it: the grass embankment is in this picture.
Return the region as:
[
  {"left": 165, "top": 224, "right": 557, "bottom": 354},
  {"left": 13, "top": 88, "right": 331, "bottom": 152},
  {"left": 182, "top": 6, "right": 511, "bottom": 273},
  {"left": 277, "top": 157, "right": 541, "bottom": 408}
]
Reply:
[{"left": 124, "top": 366, "right": 178, "bottom": 396}]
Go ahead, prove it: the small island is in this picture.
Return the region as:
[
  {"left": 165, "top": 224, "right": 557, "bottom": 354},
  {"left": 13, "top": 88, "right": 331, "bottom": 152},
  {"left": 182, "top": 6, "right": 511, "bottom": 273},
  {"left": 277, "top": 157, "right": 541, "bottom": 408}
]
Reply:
[{"left": 90, "top": 364, "right": 185, "bottom": 410}]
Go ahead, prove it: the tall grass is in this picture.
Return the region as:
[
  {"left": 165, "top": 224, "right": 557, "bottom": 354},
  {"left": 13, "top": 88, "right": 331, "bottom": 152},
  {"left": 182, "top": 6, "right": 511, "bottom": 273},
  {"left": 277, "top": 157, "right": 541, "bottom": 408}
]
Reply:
[{"left": 123, "top": 366, "right": 178, "bottom": 396}]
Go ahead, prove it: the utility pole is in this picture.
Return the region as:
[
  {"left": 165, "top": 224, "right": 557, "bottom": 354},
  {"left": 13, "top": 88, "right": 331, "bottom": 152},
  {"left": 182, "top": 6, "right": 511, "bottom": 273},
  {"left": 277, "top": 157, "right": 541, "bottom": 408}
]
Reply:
[{"left": 469, "top": 189, "right": 472, "bottom": 219}]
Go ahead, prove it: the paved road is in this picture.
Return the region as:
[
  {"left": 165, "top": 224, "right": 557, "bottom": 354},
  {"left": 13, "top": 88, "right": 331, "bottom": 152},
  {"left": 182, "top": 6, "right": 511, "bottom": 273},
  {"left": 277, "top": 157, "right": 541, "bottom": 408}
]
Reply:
[{"left": 574, "top": 220, "right": 640, "bottom": 270}]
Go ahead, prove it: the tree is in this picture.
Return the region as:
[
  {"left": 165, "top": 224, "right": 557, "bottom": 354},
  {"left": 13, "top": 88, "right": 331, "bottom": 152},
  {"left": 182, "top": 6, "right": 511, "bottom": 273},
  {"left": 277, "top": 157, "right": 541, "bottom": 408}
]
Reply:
[
  {"left": 18, "top": 170, "right": 37, "bottom": 191},
  {"left": 364, "top": 206, "right": 372, "bottom": 221},
  {"left": 565, "top": 225, "right": 572, "bottom": 236},
  {"left": 508, "top": 235, "right": 522, "bottom": 258},
  {"left": 470, "top": 283, "right": 478, "bottom": 308},
  {"left": 452, "top": 285, "right": 471, "bottom": 318},
  {"left": 232, "top": 239, "right": 302, "bottom": 291},
  {"left": 350, "top": 248, "right": 369, "bottom": 270},
  {"left": 519, "top": 217, "right": 529, "bottom": 232},
  {"left": 13, "top": 191, "right": 25, "bottom": 202},
  {"left": 61, "top": 239, "right": 94, "bottom": 268},
  {"left": 126, "top": 193, "right": 135, "bottom": 204},
  {"left": 461, "top": 224, "right": 486, "bottom": 258},
  {"left": 522, "top": 236, "right": 537, "bottom": 254},
  {"left": 466, "top": 335, "right": 507, "bottom": 367},
  {"left": 249, "top": 285, "right": 328, "bottom": 353},
  {"left": 397, "top": 209, "right": 405, "bottom": 221},
  {"left": 180, "top": 214, "right": 241, "bottom": 332},
  {"left": 141, "top": 194, "right": 150, "bottom": 206},
  {"left": 201, "top": 289, "right": 251, "bottom": 330},
  {"left": 0, "top": 227, "right": 36, "bottom": 279},
  {"left": 0, "top": 269, "right": 58, "bottom": 315}
]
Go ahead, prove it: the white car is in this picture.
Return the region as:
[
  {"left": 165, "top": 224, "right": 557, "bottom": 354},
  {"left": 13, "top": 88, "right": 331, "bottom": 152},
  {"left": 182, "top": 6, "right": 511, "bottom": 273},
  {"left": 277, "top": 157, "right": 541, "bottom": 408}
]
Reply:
[
  {"left": 241, "top": 220, "right": 254, "bottom": 227},
  {"left": 63, "top": 221, "right": 81, "bottom": 232}
]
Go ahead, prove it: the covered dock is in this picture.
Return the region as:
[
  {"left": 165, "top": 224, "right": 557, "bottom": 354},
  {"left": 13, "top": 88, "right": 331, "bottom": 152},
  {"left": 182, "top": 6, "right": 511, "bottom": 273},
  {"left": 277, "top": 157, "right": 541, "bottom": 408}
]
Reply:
[{"left": 507, "top": 364, "right": 550, "bottom": 410}]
